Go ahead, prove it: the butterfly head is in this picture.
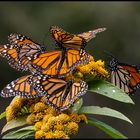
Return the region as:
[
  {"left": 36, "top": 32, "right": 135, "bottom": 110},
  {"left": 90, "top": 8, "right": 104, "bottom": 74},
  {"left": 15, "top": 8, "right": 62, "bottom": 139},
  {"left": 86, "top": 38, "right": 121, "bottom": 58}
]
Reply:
[{"left": 108, "top": 58, "right": 118, "bottom": 71}]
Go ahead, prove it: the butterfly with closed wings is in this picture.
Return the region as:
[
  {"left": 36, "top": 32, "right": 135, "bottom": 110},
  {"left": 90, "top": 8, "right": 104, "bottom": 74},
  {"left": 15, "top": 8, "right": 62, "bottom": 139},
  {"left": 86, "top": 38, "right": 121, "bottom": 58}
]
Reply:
[
  {"left": 50, "top": 25, "right": 106, "bottom": 50},
  {"left": 108, "top": 56, "right": 140, "bottom": 95}
]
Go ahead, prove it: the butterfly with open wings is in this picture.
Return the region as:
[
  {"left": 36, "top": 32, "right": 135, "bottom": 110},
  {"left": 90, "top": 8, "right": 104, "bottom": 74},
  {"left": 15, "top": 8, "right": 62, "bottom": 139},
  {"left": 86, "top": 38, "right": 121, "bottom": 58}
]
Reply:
[{"left": 1, "top": 74, "right": 88, "bottom": 112}]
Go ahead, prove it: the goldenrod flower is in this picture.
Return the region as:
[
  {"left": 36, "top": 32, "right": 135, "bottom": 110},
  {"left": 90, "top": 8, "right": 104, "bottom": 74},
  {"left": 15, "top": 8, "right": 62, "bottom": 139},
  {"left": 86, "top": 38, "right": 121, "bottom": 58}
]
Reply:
[
  {"left": 44, "top": 130, "right": 69, "bottom": 139},
  {"left": 27, "top": 98, "right": 41, "bottom": 106},
  {"left": 41, "top": 122, "right": 53, "bottom": 132},
  {"left": 78, "top": 114, "right": 88, "bottom": 124},
  {"left": 69, "top": 113, "right": 81, "bottom": 123},
  {"left": 5, "top": 96, "right": 27, "bottom": 122},
  {"left": 42, "top": 114, "right": 53, "bottom": 124},
  {"left": 34, "top": 122, "right": 42, "bottom": 131},
  {"left": 65, "top": 122, "right": 79, "bottom": 135},
  {"left": 35, "top": 112, "right": 44, "bottom": 122},
  {"left": 52, "top": 130, "right": 69, "bottom": 139},
  {"left": 47, "top": 116, "right": 57, "bottom": 126},
  {"left": 56, "top": 113, "right": 70, "bottom": 124},
  {"left": 4, "top": 92, "right": 90, "bottom": 139},
  {"left": 75, "top": 55, "right": 109, "bottom": 80},
  {"left": 44, "top": 131, "right": 54, "bottom": 139},
  {"left": 6, "top": 106, "right": 17, "bottom": 122},
  {"left": 45, "top": 106, "right": 58, "bottom": 116},
  {"left": 54, "top": 123, "right": 65, "bottom": 131},
  {"left": 40, "top": 96, "right": 47, "bottom": 104},
  {"left": 35, "top": 130, "right": 45, "bottom": 139},
  {"left": 29, "top": 104, "right": 35, "bottom": 113},
  {"left": 33, "top": 102, "right": 47, "bottom": 113},
  {"left": 26, "top": 114, "right": 36, "bottom": 124},
  {"left": 10, "top": 96, "right": 26, "bottom": 110}
]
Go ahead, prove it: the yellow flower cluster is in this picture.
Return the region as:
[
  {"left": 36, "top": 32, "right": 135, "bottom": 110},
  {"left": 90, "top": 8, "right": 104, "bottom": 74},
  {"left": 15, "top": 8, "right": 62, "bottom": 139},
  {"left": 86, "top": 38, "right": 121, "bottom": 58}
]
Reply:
[
  {"left": 5, "top": 96, "right": 87, "bottom": 139},
  {"left": 74, "top": 55, "right": 109, "bottom": 80},
  {"left": 27, "top": 97, "right": 87, "bottom": 139},
  {"left": 6, "top": 96, "right": 27, "bottom": 122}
]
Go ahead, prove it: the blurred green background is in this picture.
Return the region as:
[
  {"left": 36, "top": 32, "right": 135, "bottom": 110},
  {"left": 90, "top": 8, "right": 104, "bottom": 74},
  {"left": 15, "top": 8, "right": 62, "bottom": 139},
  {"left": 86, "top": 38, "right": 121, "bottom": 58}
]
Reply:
[{"left": 0, "top": 1, "right": 140, "bottom": 138}]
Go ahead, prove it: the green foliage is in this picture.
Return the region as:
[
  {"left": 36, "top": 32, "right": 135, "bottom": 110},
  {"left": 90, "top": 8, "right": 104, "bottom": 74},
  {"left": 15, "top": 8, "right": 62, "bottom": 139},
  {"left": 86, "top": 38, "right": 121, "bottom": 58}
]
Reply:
[
  {"left": 0, "top": 112, "right": 6, "bottom": 120},
  {"left": 1, "top": 116, "right": 28, "bottom": 134},
  {"left": 88, "top": 79, "right": 134, "bottom": 104},
  {"left": 2, "top": 126, "right": 35, "bottom": 139},
  {"left": 88, "top": 117, "right": 127, "bottom": 139},
  {"left": 70, "top": 98, "right": 83, "bottom": 113},
  {"left": 0, "top": 80, "right": 134, "bottom": 139},
  {"left": 78, "top": 106, "right": 132, "bottom": 124}
]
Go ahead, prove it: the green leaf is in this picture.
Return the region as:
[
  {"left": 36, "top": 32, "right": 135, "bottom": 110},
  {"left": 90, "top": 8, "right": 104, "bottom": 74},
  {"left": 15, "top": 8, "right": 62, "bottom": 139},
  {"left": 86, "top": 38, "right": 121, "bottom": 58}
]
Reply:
[
  {"left": 1, "top": 116, "right": 28, "bottom": 134},
  {"left": 2, "top": 126, "right": 35, "bottom": 139},
  {"left": 0, "top": 112, "right": 6, "bottom": 120},
  {"left": 70, "top": 98, "right": 83, "bottom": 113},
  {"left": 88, "top": 79, "right": 134, "bottom": 104},
  {"left": 78, "top": 106, "right": 132, "bottom": 124},
  {"left": 88, "top": 117, "right": 127, "bottom": 138}
]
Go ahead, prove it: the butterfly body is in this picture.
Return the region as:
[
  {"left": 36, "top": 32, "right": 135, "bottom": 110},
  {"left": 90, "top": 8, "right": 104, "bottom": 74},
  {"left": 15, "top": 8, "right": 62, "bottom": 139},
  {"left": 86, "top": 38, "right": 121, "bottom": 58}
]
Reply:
[
  {"left": 28, "top": 49, "right": 90, "bottom": 78},
  {"left": 27, "top": 75, "right": 88, "bottom": 111}
]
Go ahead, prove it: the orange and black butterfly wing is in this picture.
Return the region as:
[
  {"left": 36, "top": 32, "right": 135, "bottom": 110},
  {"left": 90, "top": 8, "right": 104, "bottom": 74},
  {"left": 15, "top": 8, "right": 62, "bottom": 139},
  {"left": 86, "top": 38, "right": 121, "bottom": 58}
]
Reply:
[
  {"left": 17, "top": 43, "right": 45, "bottom": 68},
  {"left": 50, "top": 25, "right": 106, "bottom": 49},
  {"left": 0, "top": 44, "right": 28, "bottom": 71},
  {"left": 56, "top": 49, "right": 90, "bottom": 76},
  {"left": 8, "top": 33, "right": 46, "bottom": 51},
  {"left": 30, "top": 49, "right": 90, "bottom": 78},
  {"left": 8, "top": 34, "right": 46, "bottom": 68},
  {"left": 108, "top": 58, "right": 140, "bottom": 95},
  {"left": 30, "top": 50, "right": 62, "bottom": 77},
  {"left": 78, "top": 27, "right": 106, "bottom": 42},
  {"left": 1, "top": 75, "right": 44, "bottom": 98},
  {"left": 121, "top": 64, "right": 140, "bottom": 94},
  {"left": 50, "top": 25, "right": 86, "bottom": 49},
  {"left": 28, "top": 75, "right": 88, "bottom": 111},
  {"left": 110, "top": 64, "right": 135, "bottom": 94}
]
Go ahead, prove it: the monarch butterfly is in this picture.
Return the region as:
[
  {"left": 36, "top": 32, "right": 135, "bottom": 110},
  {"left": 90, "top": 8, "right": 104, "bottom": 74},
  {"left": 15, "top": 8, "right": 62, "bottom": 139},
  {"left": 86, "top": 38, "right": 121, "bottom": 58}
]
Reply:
[
  {"left": 27, "top": 75, "right": 88, "bottom": 111},
  {"left": 27, "top": 48, "right": 90, "bottom": 78},
  {"left": 108, "top": 57, "right": 140, "bottom": 95},
  {"left": 50, "top": 25, "right": 106, "bottom": 50},
  {"left": 0, "top": 34, "right": 45, "bottom": 71},
  {"left": 1, "top": 75, "right": 44, "bottom": 98}
]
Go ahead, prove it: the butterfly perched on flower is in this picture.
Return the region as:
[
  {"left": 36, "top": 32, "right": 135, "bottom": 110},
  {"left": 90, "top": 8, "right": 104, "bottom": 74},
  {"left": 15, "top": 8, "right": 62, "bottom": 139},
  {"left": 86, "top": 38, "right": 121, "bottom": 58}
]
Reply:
[
  {"left": 0, "top": 34, "right": 45, "bottom": 72},
  {"left": 1, "top": 74, "right": 88, "bottom": 112},
  {"left": 27, "top": 75, "right": 88, "bottom": 111},
  {"left": 50, "top": 25, "right": 106, "bottom": 50},
  {"left": 108, "top": 56, "right": 140, "bottom": 95}
]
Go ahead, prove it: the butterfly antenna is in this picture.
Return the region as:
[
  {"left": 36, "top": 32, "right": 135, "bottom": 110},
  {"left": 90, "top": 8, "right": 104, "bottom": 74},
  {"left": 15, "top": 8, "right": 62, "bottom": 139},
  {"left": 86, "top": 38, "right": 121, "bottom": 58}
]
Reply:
[{"left": 103, "top": 50, "right": 116, "bottom": 60}]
